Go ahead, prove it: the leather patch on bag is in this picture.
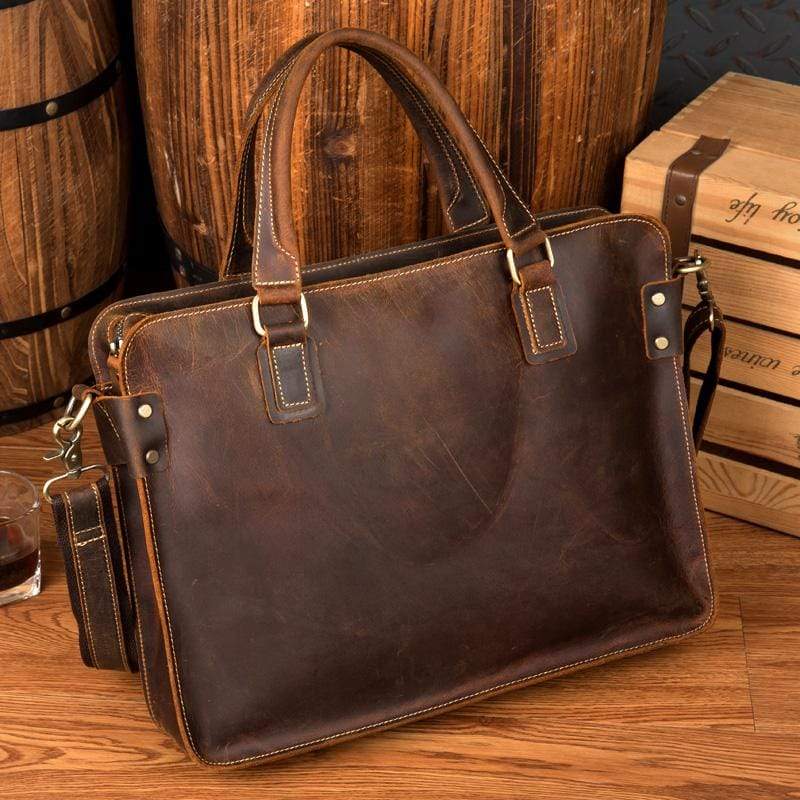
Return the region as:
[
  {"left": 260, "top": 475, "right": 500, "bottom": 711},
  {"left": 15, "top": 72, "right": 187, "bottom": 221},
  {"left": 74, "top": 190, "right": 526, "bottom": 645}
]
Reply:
[
  {"left": 257, "top": 336, "right": 325, "bottom": 424},
  {"left": 641, "top": 278, "right": 684, "bottom": 360},
  {"left": 93, "top": 393, "right": 169, "bottom": 476},
  {"left": 512, "top": 278, "right": 577, "bottom": 365}
]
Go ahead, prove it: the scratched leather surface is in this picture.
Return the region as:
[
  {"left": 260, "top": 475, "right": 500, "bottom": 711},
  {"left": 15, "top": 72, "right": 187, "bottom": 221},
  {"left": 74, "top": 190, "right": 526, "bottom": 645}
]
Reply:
[{"left": 117, "top": 216, "right": 713, "bottom": 764}]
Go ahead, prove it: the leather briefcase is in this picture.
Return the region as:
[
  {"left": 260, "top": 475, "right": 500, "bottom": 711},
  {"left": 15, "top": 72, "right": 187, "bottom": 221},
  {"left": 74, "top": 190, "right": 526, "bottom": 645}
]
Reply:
[{"left": 44, "top": 29, "right": 725, "bottom": 768}]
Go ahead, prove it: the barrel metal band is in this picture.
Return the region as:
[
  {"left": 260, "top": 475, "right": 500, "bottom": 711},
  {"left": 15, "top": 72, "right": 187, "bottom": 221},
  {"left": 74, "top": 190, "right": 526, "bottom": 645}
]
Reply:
[
  {"left": 0, "top": 378, "right": 93, "bottom": 429},
  {"left": 166, "top": 231, "right": 217, "bottom": 285},
  {"left": 0, "top": 56, "right": 122, "bottom": 132},
  {"left": 0, "top": 263, "right": 124, "bottom": 341},
  {"left": 0, "top": 0, "right": 38, "bottom": 8}
]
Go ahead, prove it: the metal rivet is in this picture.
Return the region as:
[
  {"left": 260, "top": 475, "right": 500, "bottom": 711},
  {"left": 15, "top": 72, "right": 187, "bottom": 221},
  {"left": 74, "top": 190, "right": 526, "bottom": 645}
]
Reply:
[
  {"left": 690, "top": 149, "right": 702, "bottom": 156},
  {"left": 137, "top": 403, "right": 153, "bottom": 419},
  {"left": 52, "top": 396, "right": 65, "bottom": 409},
  {"left": 60, "top": 305, "right": 71, "bottom": 319},
  {"left": 651, "top": 292, "right": 666, "bottom": 307},
  {"left": 145, "top": 449, "right": 160, "bottom": 465},
  {"left": 45, "top": 101, "right": 59, "bottom": 117},
  {"left": 674, "top": 194, "right": 687, "bottom": 206},
  {"left": 654, "top": 336, "right": 670, "bottom": 351}
]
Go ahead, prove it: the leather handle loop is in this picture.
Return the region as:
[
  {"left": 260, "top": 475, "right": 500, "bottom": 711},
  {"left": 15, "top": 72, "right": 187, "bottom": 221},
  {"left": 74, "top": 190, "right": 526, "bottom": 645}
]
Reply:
[
  {"left": 240, "top": 29, "right": 545, "bottom": 304},
  {"left": 222, "top": 33, "right": 492, "bottom": 278}
]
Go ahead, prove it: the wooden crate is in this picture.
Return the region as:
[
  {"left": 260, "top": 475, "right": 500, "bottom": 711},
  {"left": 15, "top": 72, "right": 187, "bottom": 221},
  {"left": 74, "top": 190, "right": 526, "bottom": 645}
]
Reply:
[{"left": 622, "top": 73, "right": 800, "bottom": 537}]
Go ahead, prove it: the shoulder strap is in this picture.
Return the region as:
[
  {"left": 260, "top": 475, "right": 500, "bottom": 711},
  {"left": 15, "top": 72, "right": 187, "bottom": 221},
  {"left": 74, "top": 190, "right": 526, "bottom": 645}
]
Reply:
[
  {"left": 661, "top": 134, "right": 730, "bottom": 449},
  {"left": 51, "top": 476, "right": 136, "bottom": 671}
]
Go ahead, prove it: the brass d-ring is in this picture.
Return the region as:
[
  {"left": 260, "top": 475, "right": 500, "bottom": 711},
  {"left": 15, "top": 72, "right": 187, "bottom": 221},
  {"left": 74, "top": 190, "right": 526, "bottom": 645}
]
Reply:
[
  {"left": 251, "top": 294, "right": 309, "bottom": 337},
  {"left": 506, "top": 236, "right": 555, "bottom": 286}
]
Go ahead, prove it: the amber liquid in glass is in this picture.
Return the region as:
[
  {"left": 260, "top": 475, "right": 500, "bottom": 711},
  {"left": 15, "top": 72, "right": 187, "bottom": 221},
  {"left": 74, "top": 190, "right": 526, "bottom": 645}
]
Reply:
[{"left": 0, "top": 516, "right": 39, "bottom": 592}]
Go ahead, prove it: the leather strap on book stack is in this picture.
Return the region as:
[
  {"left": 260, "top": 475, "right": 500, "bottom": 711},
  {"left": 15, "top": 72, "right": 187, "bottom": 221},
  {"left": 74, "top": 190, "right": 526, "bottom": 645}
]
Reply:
[{"left": 661, "top": 134, "right": 730, "bottom": 447}]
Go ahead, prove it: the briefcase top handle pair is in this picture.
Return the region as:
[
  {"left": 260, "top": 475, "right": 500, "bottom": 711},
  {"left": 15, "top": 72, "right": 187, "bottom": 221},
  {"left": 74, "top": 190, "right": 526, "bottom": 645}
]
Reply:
[{"left": 219, "top": 29, "right": 556, "bottom": 321}]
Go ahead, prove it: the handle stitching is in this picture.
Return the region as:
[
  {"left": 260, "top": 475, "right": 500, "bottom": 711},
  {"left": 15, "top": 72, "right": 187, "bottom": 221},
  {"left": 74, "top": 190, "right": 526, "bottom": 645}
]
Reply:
[
  {"left": 271, "top": 343, "right": 312, "bottom": 408},
  {"left": 375, "top": 54, "right": 488, "bottom": 228},
  {"left": 524, "top": 286, "right": 565, "bottom": 350},
  {"left": 254, "top": 69, "right": 300, "bottom": 289},
  {"left": 64, "top": 492, "right": 98, "bottom": 668},
  {"left": 91, "top": 483, "right": 130, "bottom": 670},
  {"left": 224, "top": 59, "right": 297, "bottom": 277}
]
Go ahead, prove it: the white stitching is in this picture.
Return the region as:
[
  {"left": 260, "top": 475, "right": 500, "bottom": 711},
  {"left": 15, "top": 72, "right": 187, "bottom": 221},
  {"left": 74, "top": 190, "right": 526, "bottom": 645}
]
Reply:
[
  {"left": 94, "top": 403, "right": 122, "bottom": 442},
  {"left": 75, "top": 535, "right": 105, "bottom": 547},
  {"left": 122, "top": 217, "right": 672, "bottom": 391},
  {"left": 142, "top": 477, "right": 201, "bottom": 756},
  {"left": 253, "top": 70, "right": 300, "bottom": 288},
  {"left": 549, "top": 217, "right": 671, "bottom": 282},
  {"left": 462, "top": 115, "right": 536, "bottom": 238},
  {"left": 72, "top": 525, "right": 101, "bottom": 538},
  {"left": 302, "top": 228, "right": 488, "bottom": 274},
  {"left": 64, "top": 493, "right": 98, "bottom": 668},
  {"left": 225, "top": 59, "right": 298, "bottom": 278},
  {"left": 524, "top": 286, "right": 565, "bottom": 350},
  {"left": 375, "top": 55, "right": 488, "bottom": 228},
  {"left": 379, "top": 57, "right": 459, "bottom": 228},
  {"left": 112, "top": 466, "right": 156, "bottom": 723},
  {"left": 305, "top": 249, "right": 505, "bottom": 296},
  {"left": 122, "top": 247, "right": 505, "bottom": 389},
  {"left": 270, "top": 343, "right": 311, "bottom": 408},
  {"left": 92, "top": 484, "right": 129, "bottom": 670},
  {"left": 89, "top": 281, "right": 249, "bottom": 377}
]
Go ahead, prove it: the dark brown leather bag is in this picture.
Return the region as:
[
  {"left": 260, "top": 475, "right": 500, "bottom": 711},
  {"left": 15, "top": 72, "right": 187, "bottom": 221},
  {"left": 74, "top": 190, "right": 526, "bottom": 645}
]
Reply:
[{"left": 46, "top": 29, "right": 724, "bottom": 768}]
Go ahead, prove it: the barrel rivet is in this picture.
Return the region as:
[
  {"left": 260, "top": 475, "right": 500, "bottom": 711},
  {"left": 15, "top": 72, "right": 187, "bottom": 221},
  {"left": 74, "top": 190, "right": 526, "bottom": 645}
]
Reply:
[{"left": 45, "top": 101, "right": 59, "bottom": 117}]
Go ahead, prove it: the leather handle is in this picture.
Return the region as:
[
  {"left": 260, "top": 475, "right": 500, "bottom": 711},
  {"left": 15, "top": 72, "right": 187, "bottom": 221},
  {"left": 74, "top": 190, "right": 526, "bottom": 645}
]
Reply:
[
  {"left": 222, "top": 35, "right": 493, "bottom": 277},
  {"left": 246, "top": 29, "right": 547, "bottom": 305}
]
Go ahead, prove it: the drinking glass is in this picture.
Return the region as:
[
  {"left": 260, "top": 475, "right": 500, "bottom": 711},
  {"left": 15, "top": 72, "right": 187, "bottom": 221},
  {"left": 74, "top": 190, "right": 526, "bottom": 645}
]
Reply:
[{"left": 0, "top": 470, "right": 41, "bottom": 607}]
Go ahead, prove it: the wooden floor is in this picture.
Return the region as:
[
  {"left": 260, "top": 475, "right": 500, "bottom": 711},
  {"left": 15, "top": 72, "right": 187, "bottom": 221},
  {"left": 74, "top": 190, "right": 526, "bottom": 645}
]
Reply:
[{"left": 1, "top": 420, "right": 799, "bottom": 799}]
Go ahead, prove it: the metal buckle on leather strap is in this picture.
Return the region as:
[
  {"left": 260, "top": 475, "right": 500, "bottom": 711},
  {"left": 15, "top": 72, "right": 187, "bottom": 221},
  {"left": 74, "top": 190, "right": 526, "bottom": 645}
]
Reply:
[
  {"left": 251, "top": 293, "right": 309, "bottom": 337},
  {"left": 674, "top": 250, "right": 718, "bottom": 330},
  {"left": 42, "top": 391, "right": 105, "bottom": 503},
  {"left": 506, "top": 236, "right": 555, "bottom": 286}
]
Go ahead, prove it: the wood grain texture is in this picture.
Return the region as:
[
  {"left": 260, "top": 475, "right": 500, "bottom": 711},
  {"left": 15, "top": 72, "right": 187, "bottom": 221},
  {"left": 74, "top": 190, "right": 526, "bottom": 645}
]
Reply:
[
  {"left": 682, "top": 243, "right": 800, "bottom": 338},
  {"left": 690, "top": 378, "right": 800, "bottom": 470},
  {"left": 0, "top": 0, "right": 129, "bottom": 433},
  {"left": 697, "top": 450, "right": 800, "bottom": 538},
  {"left": 132, "top": 0, "right": 665, "bottom": 275},
  {"left": 683, "top": 310, "right": 800, "bottom": 400},
  {"left": 1, "top": 421, "right": 799, "bottom": 797}
]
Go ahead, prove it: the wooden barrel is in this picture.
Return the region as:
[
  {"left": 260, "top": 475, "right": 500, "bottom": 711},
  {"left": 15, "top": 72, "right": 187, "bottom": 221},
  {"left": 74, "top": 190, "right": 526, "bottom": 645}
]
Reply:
[
  {"left": 133, "top": 1, "right": 665, "bottom": 282},
  {"left": 0, "top": 0, "right": 129, "bottom": 434}
]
